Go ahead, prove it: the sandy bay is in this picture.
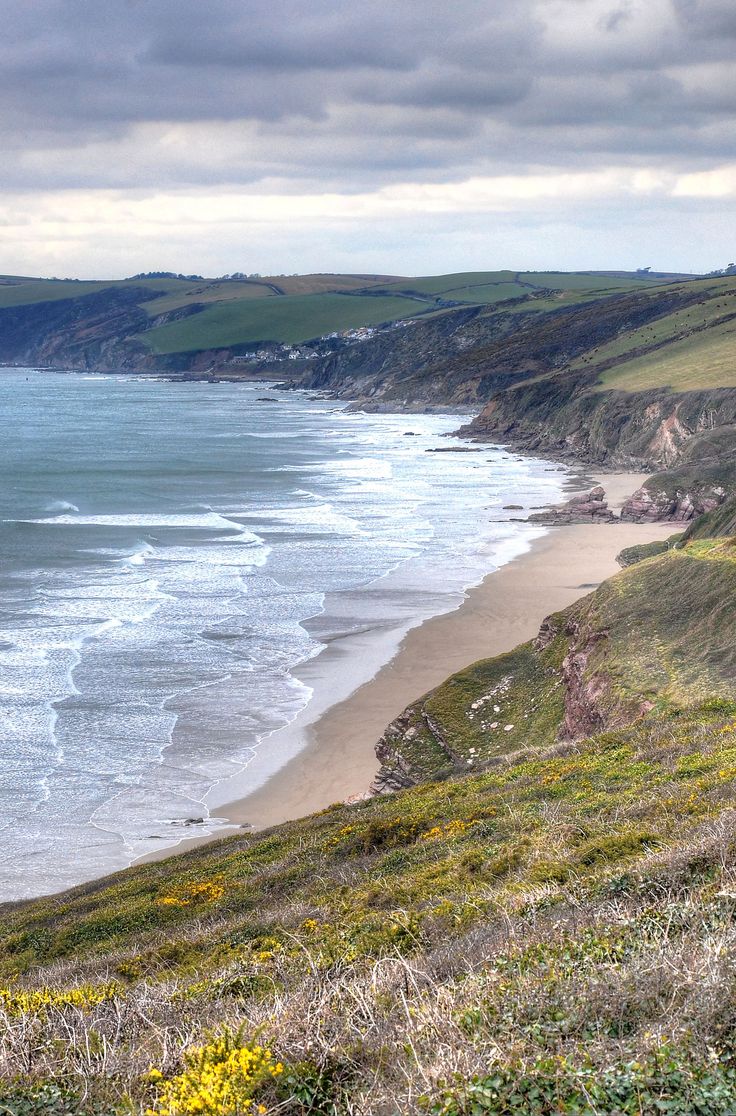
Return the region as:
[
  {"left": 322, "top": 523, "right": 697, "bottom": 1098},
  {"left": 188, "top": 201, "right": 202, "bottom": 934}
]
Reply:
[{"left": 142, "top": 471, "right": 674, "bottom": 862}]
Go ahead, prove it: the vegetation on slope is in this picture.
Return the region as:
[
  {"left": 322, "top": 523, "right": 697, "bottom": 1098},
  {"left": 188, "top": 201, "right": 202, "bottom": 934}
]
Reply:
[
  {"left": 684, "top": 493, "right": 736, "bottom": 541},
  {"left": 0, "top": 269, "right": 680, "bottom": 370},
  {"left": 616, "top": 534, "right": 681, "bottom": 567},
  {"left": 138, "top": 292, "right": 433, "bottom": 352},
  {"left": 1, "top": 525, "right": 736, "bottom": 1113},
  {"left": 376, "top": 537, "right": 736, "bottom": 789},
  {"left": 2, "top": 701, "right": 736, "bottom": 1114}
]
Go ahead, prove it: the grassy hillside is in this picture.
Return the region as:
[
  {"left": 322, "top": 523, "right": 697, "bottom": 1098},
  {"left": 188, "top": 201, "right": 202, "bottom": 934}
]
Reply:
[
  {"left": 375, "top": 537, "right": 736, "bottom": 786},
  {"left": 597, "top": 321, "right": 736, "bottom": 391},
  {"left": 137, "top": 270, "right": 675, "bottom": 354},
  {"left": 2, "top": 530, "right": 736, "bottom": 1113},
  {"left": 0, "top": 268, "right": 685, "bottom": 364},
  {"left": 684, "top": 493, "right": 736, "bottom": 540},
  {"left": 0, "top": 280, "right": 110, "bottom": 308},
  {"left": 3, "top": 703, "right": 736, "bottom": 1114},
  {"left": 378, "top": 270, "right": 667, "bottom": 302},
  {"left": 138, "top": 292, "right": 430, "bottom": 352}
]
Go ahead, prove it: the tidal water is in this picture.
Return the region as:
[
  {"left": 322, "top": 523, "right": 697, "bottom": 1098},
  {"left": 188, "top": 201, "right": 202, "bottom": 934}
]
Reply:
[{"left": 0, "top": 370, "right": 566, "bottom": 898}]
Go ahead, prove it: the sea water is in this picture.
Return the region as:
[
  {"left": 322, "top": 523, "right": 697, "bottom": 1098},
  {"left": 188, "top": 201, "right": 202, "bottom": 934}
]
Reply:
[{"left": 0, "top": 370, "right": 566, "bottom": 899}]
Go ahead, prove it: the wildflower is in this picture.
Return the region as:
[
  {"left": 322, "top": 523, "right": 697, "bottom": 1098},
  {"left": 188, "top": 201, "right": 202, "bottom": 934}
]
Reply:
[
  {"left": 0, "top": 982, "right": 120, "bottom": 1018},
  {"left": 157, "top": 876, "right": 226, "bottom": 909},
  {"left": 147, "top": 1029, "right": 282, "bottom": 1115}
]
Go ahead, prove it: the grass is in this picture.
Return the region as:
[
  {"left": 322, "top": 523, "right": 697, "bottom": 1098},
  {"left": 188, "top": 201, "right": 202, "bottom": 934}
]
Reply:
[
  {"left": 378, "top": 538, "right": 736, "bottom": 786},
  {"left": 2, "top": 270, "right": 714, "bottom": 366},
  {"left": 0, "top": 524, "right": 735, "bottom": 1111},
  {"left": 552, "top": 276, "right": 736, "bottom": 392},
  {"left": 596, "top": 323, "right": 736, "bottom": 392},
  {"left": 138, "top": 292, "right": 431, "bottom": 352},
  {"left": 0, "top": 280, "right": 109, "bottom": 308},
  {"left": 2, "top": 704, "right": 736, "bottom": 1112},
  {"left": 141, "top": 281, "right": 274, "bottom": 315},
  {"left": 261, "top": 273, "right": 403, "bottom": 296},
  {"left": 0, "top": 277, "right": 202, "bottom": 309},
  {"left": 141, "top": 275, "right": 406, "bottom": 316},
  {"left": 446, "top": 281, "right": 529, "bottom": 304},
  {"left": 685, "top": 495, "right": 736, "bottom": 541},
  {"left": 520, "top": 270, "right": 665, "bottom": 292},
  {"left": 616, "top": 534, "right": 682, "bottom": 567},
  {"left": 376, "top": 270, "right": 667, "bottom": 310}
]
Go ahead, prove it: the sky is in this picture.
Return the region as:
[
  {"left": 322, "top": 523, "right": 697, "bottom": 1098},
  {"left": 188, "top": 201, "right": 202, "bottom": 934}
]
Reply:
[{"left": 1, "top": 0, "right": 735, "bottom": 278}]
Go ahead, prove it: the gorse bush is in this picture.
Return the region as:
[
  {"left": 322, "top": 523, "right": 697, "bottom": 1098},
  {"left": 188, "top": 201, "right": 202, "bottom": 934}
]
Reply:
[{"left": 146, "top": 1029, "right": 283, "bottom": 1115}]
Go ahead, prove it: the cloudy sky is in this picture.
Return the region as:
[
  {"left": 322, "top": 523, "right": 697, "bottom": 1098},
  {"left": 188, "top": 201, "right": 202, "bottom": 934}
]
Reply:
[{"left": 2, "top": 0, "right": 735, "bottom": 277}]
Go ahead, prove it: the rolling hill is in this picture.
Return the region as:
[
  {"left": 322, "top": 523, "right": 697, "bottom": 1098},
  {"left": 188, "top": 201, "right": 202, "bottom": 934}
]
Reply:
[{"left": 0, "top": 268, "right": 678, "bottom": 369}]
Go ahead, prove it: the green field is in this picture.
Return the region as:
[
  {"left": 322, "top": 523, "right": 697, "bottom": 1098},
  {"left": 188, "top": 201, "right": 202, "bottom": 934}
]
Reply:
[
  {"left": 0, "top": 279, "right": 110, "bottom": 307},
  {"left": 574, "top": 277, "right": 736, "bottom": 392},
  {"left": 0, "top": 276, "right": 203, "bottom": 309},
  {"left": 378, "top": 269, "right": 666, "bottom": 306},
  {"left": 139, "top": 291, "right": 428, "bottom": 352},
  {"left": 379, "top": 270, "right": 519, "bottom": 295},
  {"left": 597, "top": 323, "right": 736, "bottom": 392},
  {"left": 524, "top": 270, "right": 663, "bottom": 292},
  {"left": 141, "top": 279, "right": 275, "bottom": 315}
]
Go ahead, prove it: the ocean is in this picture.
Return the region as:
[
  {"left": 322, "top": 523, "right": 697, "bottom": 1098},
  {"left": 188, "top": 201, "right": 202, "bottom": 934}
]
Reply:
[{"left": 0, "top": 370, "right": 566, "bottom": 899}]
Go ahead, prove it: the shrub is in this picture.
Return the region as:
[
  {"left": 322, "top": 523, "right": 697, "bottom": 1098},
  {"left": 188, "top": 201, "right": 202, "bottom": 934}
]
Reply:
[{"left": 146, "top": 1028, "right": 283, "bottom": 1115}]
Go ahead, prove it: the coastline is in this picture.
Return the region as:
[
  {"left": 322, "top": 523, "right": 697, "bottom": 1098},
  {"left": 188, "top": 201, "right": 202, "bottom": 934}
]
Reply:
[{"left": 141, "top": 470, "right": 673, "bottom": 863}]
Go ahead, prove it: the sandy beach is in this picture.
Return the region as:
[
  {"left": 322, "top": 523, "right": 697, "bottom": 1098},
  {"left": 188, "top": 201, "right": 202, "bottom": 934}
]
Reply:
[{"left": 141, "top": 470, "right": 674, "bottom": 863}]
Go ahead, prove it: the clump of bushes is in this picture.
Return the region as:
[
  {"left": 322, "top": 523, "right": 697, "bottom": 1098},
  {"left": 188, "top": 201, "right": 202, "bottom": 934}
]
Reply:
[{"left": 146, "top": 1028, "right": 283, "bottom": 1115}]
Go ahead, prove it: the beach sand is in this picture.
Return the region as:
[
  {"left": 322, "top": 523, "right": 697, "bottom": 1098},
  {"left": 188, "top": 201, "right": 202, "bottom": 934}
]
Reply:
[{"left": 140, "top": 470, "right": 672, "bottom": 864}]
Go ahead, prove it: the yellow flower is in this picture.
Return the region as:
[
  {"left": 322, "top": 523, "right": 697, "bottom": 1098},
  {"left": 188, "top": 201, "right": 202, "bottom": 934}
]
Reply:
[
  {"left": 157, "top": 876, "right": 226, "bottom": 910},
  {"left": 148, "top": 1030, "right": 282, "bottom": 1116}
]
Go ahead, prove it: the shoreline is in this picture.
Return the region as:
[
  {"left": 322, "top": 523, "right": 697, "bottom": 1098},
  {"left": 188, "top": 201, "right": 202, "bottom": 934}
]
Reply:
[{"left": 140, "top": 470, "right": 672, "bottom": 864}]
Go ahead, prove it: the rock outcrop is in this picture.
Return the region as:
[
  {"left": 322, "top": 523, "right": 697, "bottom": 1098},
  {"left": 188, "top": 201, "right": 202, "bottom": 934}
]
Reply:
[
  {"left": 528, "top": 485, "right": 616, "bottom": 524},
  {"left": 463, "top": 382, "right": 736, "bottom": 471},
  {"left": 621, "top": 481, "right": 727, "bottom": 522}
]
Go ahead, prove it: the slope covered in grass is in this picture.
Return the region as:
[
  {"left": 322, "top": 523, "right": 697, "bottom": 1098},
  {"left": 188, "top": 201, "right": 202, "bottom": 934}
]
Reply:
[
  {"left": 685, "top": 494, "right": 736, "bottom": 540},
  {"left": 376, "top": 537, "right": 736, "bottom": 788},
  {"left": 1, "top": 525, "right": 736, "bottom": 1113},
  {"left": 2, "top": 702, "right": 736, "bottom": 1114},
  {"left": 138, "top": 292, "right": 431, "bottom": 352},
  {"left": 0, "top": 268, "right": 686, "bottom": 369}
]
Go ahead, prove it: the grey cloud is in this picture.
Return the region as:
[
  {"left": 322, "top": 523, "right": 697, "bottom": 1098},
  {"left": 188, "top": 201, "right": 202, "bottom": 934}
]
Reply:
[
  {"left": 603, "top": 5, "right": 633, "bottom": 33},
  {"left": 0, "top": 0, "right": 735, "bottom": 194},
  {"left": 674, "top": 0, "right": 736, "bottom": 36}
]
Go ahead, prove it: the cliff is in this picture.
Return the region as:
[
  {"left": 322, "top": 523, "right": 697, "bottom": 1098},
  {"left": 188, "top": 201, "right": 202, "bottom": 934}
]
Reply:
[
  {"left": 1, "top": 515, "right": 736, "bottom": 1113},
  {"left": 298, "top": 282, "right": 709, "bottom": 408}
]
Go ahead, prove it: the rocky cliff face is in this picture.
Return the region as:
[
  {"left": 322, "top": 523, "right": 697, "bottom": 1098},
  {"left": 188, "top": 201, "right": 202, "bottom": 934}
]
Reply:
[
  {"left": 463, "top": 382, "right": 736, "bottom": 470},
  {"left": 0, "top": 287, "right": 157, "bottom": 370}
]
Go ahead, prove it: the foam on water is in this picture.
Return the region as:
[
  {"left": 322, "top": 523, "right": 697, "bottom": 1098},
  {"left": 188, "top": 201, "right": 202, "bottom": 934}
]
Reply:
[
  {"left": 18, "top": 512, "right": 253, "bottom": 532},
  {"left": 0, "top": 372, "right": 567, "bottom": 898}
]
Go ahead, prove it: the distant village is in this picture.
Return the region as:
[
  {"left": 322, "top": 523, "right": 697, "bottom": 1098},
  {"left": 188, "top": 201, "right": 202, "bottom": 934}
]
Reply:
[{"left": 227, "top": 317, "right": 415, "bottom": 366}]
